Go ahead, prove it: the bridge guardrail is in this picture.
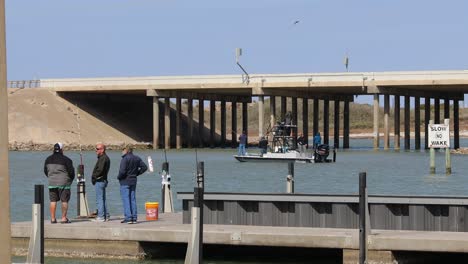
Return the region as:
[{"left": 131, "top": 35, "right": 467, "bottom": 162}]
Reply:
[{"left": 7, "top": 80, "right": 40, "bottom": 88}]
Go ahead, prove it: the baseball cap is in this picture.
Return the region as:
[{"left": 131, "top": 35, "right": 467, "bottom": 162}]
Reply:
[{"left": 53, "top": 142, "right": 63, "bottom": 153}]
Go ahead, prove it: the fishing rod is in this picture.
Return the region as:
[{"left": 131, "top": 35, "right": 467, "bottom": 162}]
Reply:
[{"left": 163, "top": 148, "right": 168, "bottom": 163}]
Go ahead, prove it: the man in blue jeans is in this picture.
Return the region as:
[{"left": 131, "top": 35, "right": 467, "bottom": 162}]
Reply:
[
  {"left": 117, "top": 146, "right": 147, "bottom": 224},
  {"left": 238, "top": 131, "right": 247, "bottom": 156},
  {"left": 92, "top": 143, "right": 111, "bottom": 222}
]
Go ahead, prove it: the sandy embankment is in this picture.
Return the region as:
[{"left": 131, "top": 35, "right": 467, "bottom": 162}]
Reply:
[{"left": 8, "top": 88, "right": 147, "bottom": 151}]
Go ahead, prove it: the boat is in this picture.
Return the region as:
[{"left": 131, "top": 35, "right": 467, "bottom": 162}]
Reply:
[{"left": 234, "top": 121, "right": 336, "bottom": 163}]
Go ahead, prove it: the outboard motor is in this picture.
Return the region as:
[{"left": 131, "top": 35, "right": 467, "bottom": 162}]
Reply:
[{"left": 314, "top": 144, "right": 330, "bottom": 162}]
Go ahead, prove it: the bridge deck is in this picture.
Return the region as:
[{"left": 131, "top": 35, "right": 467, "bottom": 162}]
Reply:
[{"left": 10, "top": 212, "right": 468, "bottom": 259}]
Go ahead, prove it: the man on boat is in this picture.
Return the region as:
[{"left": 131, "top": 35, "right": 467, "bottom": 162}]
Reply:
[
  {"left": 313, "top": 132, "right": 322, "bottom": 149},
  {"left": 297, "top": 133, "right": 308, "bottom": 157},
  {"left": 259, "top": 136, "right": 268, "bottom": 156},
  {"left": 238, "top": 131, "right": 247, "bottom": 156}
]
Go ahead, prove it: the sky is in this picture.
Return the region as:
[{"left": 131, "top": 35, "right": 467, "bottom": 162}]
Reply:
[{"left": 5, "top": 0, "right": 468, "bottom": 102}]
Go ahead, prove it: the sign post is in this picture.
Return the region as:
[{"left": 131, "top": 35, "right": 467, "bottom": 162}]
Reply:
[{"left": 428, "top": 119, "right": 451, "bottom": 174}]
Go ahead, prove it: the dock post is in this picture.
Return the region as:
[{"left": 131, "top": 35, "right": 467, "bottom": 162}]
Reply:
[
  {"left": 161, "top": 162, "right": 174, "bottom": 213},
  {"left": 0, "top": 2, "right": 11, "bottom": 262},
  {"left": 359, "top": 172, "right": 368, "bottom": 264},
  {"left": 77, "top": 164, "right": 90, "bottom": 217},
  {"left": 445, "top": 119, "right": 451, "bottom": 175},
  {"left": 286, "top": 162, "right": 294, "bottom": 193},
  {"left": 429, "top": 120, "right": 436, "bottom": 174},
  {"left": 185, "top": 161, "right": 204, "bottom": 264},
  {"left": 27, "top": 185, "right": 44, "bottom": 264}
]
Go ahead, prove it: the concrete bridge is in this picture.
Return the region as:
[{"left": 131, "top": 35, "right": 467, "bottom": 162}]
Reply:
[{"left": 27, "top": 70, "right": 468, "bottom": 149}]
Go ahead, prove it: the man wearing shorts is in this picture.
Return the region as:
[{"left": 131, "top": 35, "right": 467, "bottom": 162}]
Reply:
[{"left": 44, "top": 142, "right": 75, "bottom": 224}]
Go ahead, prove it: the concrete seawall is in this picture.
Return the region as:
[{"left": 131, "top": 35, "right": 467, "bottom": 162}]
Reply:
[{"left": 11, "top": 212, "right": 468, "bottom": 263}]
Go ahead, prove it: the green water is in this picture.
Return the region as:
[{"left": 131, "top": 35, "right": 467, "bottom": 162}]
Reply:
[{"left": 9, "top": 139, "right": 468, "bottom": 263}]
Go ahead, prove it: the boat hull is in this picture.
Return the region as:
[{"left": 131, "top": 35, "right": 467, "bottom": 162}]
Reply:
[{"left": 233, "top": 154, "right": 314, "bottom": 163}]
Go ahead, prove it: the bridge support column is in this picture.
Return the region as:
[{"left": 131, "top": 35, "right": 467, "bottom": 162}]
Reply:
[
  {"left": 373, "top": 94, "right": 380, "bottom": 149},
  {"left": 164, "top": 97, "right": 171, "bottom": 149},
  {"left": 333, "top": 100, "right": 340, "bottom": 148},
  {"left": 242, "top": 102, "right": 248, "bottom": 146},
  {"left": 444, "top": 98, "right": 450, "bottom": 119},
  {"left": 424, "top": 97, "right": 430, "bottom": 149},
  {"left": 394, "top": 95, "right": 400, "bottom": 150},
  {"left": 210, "top": 100, "right": 215, "bottom": 148},
  {"left": 323, "top": 99, "right": 329, "bottom": 145},
  {"left": 280, "top": 96, "right": 286, "bottom": 121},
  {"left": 343, "top": 98, "right": 350, "bottom": 149},
  {"left": 414, "top": 97, "right": 421, "bottom": 150},
  {"left": 153, "top": 97, "right": 160, "bottom": 149},
  {"left": 258, "top": 95, "right": 264, "bottom": 138},
  {"left": 220, "top": 100, "right": 226, "bottom": 148},
  {"left": 270, "top": 96, "right": 276, "bottom": 130},
  {"left": 198, "top": 99, "right": 204, "bottom": 148},
  {"left": 176, "top": 97, "right": 182, "bottom": 149},
  {"left": 313, "top": 98, "right": 319, "bottom": 138},
  {"left": 187, "top": 98, "right": 193, "bottom": 148},
  {"left": 383, "top": 94, "right": 389, "bottom": 150},
  {"left": 404, "top": 96, "right": 410, "bottom": 150},
  {"left": 434, "top": 98, "right": 440, "bottom": 124},
  {"left": 302, "top": 98, "right": 308, "bottom": 145},
  {"left": 231, "top": 102, "right": 237, "bottom": 148},
  {"left": 454, "top": 100, "right": 460, "bottom": 149},
  {"left": 291, "top": 97, "right": 297, "bottom": 128}
]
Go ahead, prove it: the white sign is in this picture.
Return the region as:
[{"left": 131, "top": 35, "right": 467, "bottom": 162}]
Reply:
[{"left": 428, "top": 124, "right": 450, "bottom": 148}]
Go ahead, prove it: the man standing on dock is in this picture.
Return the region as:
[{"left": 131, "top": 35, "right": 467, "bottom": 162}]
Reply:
[
  {"left": 118, "top": 146, "right": 147, "bottom": 224},
  {"left": 92, "top": 143, "right": 110, "bottom": 222},
  {"left": 44, "top": 142, "right": 75, "bottom": 224}
]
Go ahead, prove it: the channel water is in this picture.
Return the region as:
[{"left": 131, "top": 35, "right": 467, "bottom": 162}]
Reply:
[{"left": 9, "top": 139, "right": 468, "bottom": 263}]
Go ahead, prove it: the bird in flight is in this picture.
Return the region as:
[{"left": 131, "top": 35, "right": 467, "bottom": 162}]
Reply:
[{"left": 293, "top": 20, "right": 300, "bottom": 25}]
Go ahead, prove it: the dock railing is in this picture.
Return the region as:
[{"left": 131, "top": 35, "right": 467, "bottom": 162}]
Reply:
[{"left": 178, "top": 192, "right": 468, "bottom": 232}]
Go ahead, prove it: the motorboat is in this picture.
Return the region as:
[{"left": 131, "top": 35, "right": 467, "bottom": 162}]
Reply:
[{"left": 234, "top": 122, "right": 336, "bottom": 163}]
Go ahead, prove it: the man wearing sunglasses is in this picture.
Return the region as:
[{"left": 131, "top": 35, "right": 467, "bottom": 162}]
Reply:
[{"left": 92, "top": 143, "right": 111, "bottom": 222}]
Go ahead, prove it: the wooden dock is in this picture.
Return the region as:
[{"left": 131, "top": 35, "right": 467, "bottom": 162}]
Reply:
[{"left": 10, "top": 212, "right": 468, "bottom": 263}]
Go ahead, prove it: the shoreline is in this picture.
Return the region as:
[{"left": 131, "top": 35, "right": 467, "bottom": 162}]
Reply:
[{"left": 9, "top": 131, "right": 468, "bottom": 151}]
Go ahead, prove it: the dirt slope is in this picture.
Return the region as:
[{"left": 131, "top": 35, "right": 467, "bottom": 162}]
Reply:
[{"left": 8, "top": 88, "right": 139, "bottom": 150}]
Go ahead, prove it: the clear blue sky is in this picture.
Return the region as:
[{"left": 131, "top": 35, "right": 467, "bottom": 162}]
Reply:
[{"left": 6, "top": 1, "right": 468, "bottom": 82}]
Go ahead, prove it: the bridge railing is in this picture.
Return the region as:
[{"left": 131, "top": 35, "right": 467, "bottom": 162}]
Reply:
[{"left": 7, "top": 80, "right": 40, "bottom": 88}]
